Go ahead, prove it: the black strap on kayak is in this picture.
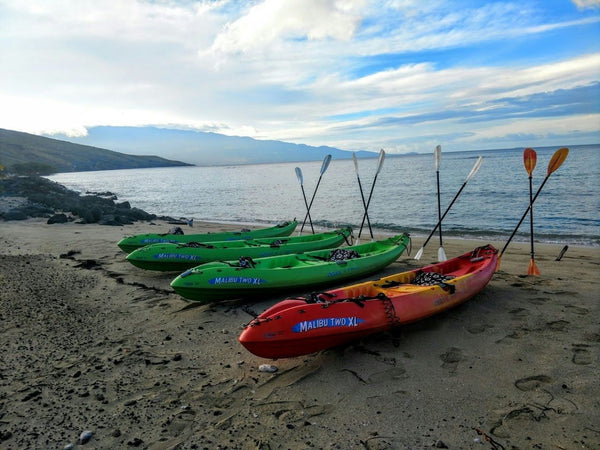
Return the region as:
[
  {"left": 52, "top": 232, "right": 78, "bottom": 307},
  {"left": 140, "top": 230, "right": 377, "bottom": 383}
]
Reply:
[
  {"left": 218, "top": 256, "right": 257, "bottom": 268},
  {"left": 399, "top": 233, "right": 412, "bottom": 256},
  {"left": 178, "top": 241, "right": 216, "bottom": 249},
  {"left": 269, "top": 239, "right": 288, "bottom": 248},
  {"left": 380, "top": 293, "right": 401, "bottom": 327},
  {"left": 238, "top": 256, "right": 256, "bottom": 268},
  {"left": 379, "top": 280, "right": 404, "bottom": 288},
  {"left": 305, "top": 292, "right": 336, "bottom": 303},
  {"left": 307, "top": 292, "right": 388, "bottom": 307}
]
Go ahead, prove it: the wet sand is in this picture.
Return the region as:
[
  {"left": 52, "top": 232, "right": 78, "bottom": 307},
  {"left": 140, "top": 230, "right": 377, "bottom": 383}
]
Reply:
[{"left": 0, "top": 218, "right": 598, "bottom": 449}]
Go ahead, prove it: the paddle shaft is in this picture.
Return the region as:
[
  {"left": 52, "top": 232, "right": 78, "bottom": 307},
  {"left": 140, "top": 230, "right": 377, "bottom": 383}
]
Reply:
[
  {"left": 528, "top": 175, "right": 534, "bottom": 259},
  {"left": 300, "top": 184, "right": 314, "bottom": 233},
  {"left": 500, "top": 175, "right": 551, "bottom": 257},
  {"left": 300, "top": 175, "right": 324, "bottom": 233},
  {"left": 420, "top": 181, "right": 469, "bottom": 251},
  {"left": 355, "top": 172, "right": 374, "bottom": 239},
  {"left": 358, "top": 173, "right": 379, "bottom": 239}
]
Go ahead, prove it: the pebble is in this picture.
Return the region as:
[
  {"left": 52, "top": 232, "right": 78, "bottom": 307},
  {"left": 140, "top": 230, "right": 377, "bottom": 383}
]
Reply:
[
  {"left": 78, "top": 430, "right": 93, "bottom": 444},
  {"left": 258, "top": 364, "right": 278, "bottom": 373}
]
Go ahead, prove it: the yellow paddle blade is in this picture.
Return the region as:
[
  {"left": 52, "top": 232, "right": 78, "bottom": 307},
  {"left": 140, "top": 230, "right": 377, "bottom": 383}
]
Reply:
[
  {"left": 527, "top": 259, "right": 540, "bottom": 276},
  {"left": 523, "top": 148, "right": 537, "bottom": 175},
  {"left": 547, "top": 148, "right": 568, "bottom": 176}
]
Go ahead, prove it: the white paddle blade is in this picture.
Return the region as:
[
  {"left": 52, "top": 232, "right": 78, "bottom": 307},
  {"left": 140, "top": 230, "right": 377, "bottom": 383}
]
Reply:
[
  {"left": 320, "top": 154, "right": 332, "bottom": 174},
  {"left": 414, "top": 247, "right": 424, "bottom": 260},
  {"left": 376, "top": 149, "right": 386, "bottom": 174},
  {"left": 295, "top": 167, "right": 303, "bottom": 185},
  {"left": 466, "top": 156, "right": 483, "bottom": 181},
  {"left": 438, "top": 246, "right": 447, "bottom": 262},
  {"left": 352, "top": 152, "right": 359, "bottom": 173},
  {"left": 434, "top": 145, "right": 441, "bottom": 171}
]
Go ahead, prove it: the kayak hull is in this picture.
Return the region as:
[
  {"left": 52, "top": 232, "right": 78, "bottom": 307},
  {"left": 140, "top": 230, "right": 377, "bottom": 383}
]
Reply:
[
  {"left": 239, "top": 245, "right": 498, "bottom": 359},
  {"left": 126, "top": 228, "right": 352, "bottom": 271},
  {"left": 171, "top": 234, "right": 410, "bottom": 302},
  {"left": 117, "top": 220, "right": 297, "bottom": 253}
]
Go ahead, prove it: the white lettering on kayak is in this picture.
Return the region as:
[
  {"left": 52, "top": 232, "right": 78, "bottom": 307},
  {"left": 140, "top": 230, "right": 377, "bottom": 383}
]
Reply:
[
  {"left": 292, "top": 317, "right": 364, "bottom": 333},
  {"left": 209, "top": 277, "right": 267, "bottom": 285}
]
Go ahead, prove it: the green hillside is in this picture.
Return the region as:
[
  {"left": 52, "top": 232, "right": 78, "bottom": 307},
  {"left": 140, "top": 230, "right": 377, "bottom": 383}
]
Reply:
[{"left": 0, "top": 128, "right": 192, "bottom": 174}]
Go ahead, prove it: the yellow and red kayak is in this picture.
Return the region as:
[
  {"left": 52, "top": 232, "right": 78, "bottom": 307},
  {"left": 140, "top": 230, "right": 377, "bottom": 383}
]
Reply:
[{"left": 239, "top": 245, "right": 498, "bottom": 359}]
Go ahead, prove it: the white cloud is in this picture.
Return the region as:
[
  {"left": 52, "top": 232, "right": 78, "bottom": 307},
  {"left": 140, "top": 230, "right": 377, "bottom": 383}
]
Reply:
[
  {"left": 571, "top": 0, "right": 600, "bottom": 9},
  {"left": 211, "top": 0, "right": 364, "bottom": 54},
  {"left": 0, "top": 0, "right": 598, "bottom": 152}
]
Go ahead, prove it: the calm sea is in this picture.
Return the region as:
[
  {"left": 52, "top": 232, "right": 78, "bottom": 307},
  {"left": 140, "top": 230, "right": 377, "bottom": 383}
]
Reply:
[{"left": 48, "top": 145, "right": 600, "bottom": 247}]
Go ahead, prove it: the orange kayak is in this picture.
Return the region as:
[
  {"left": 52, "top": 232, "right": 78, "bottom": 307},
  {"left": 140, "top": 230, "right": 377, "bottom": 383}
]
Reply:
[{"left": 239, "top": 245, "right": 498, "bottom": 359}]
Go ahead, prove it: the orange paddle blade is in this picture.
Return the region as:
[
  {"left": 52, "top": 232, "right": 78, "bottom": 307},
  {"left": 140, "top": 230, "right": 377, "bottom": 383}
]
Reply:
[
  {"left": 523, "top": 148, "right": 537, "bottom": 175},
  {"left": 495, "top": 255, "right": 502, "bottom": 272},
  {"left": 527, "top": 259, "right": 540, "bottom": 276},
  {"left": 547, "top": 148, "right": 569, "bottom": 176}
]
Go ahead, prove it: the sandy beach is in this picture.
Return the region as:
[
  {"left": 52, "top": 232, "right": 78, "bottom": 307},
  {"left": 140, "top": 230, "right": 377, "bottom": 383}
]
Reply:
[{"left": 0, "top": 218, "right": 598, "bottom": 449}]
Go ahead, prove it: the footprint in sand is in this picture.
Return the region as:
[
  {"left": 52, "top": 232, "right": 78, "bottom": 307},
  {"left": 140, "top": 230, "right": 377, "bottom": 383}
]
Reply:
[
  {"left": 564, "top": 305, "right": 589, "bottom": 315},
  {"left": 571, "top": 344, "right": 592, "bottom": 365},
  {"left": 508, "top": 307, "right": 529, "bottom": 319},
  {"left": 440, "top": 347, "right": 463, "bottom": 373},
  {"left": 367, "top": 367, "right": 407, "bottom": 384},
  {"left": 528, "top": 297, "right": 548, "bottom": 305},
  {"left": 546, "top": 320, "right": 569, "bottom": 332},
  {"left": 514, "top": 374, "right": 552, "bottom": 391},
  {"left": 465, "top": 322, "right": 490, "bottom": 334}
]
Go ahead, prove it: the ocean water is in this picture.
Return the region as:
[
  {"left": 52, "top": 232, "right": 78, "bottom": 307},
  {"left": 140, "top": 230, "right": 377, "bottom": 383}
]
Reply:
[{"left": 48, "top": 145, "right": 600, "bottom": 247}]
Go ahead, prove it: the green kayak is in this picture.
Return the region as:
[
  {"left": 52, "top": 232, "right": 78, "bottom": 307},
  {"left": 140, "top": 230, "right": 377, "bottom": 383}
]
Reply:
[
  {"left": 170, "top": 233, "right": 410, "bottom": 302},
  {"left": 117, "top": 220, "right": 297, "bottom": 253},
  {"left": 126, "top": 228, "right": 353, "bottom": 272}
]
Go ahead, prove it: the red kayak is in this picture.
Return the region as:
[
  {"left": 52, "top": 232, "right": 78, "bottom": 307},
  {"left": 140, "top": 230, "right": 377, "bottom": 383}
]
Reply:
[{"left": 239, "top": 245, "right": 498, "bottom": 359}]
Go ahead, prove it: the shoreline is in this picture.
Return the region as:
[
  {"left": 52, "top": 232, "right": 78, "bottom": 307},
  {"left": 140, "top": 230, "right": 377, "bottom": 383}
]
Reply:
[
  {"left": 1, "top": 218, "right": 598, "bottom": 448},
  {"left": 2, "top": 174, "right": 598, "bottom": 248}
]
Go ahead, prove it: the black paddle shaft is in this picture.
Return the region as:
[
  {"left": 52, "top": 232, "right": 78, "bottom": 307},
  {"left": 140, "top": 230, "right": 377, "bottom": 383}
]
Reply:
[
  {"left": 501, "top": 175, "right": 551, "bottom": 256},
  {"left": 421, "top": 182, "right": 468, "bottom": 250},
  {"left": 356, "top": 174, "right": 374, "bottom": 239},
  {"left": 300, "top": 184, "right": 314, "bottom": 233},
  {"left": 300, "top": 175, "right": 324, "bottom": 233},
  {"left": 358, "top": 173, "right": 380, "bottom": 239}
]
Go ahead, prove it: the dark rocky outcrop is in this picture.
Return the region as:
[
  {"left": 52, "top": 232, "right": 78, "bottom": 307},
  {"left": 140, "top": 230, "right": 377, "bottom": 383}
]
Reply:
[{"left": 0, "top": 176, "right": 157, "bottom": 225}]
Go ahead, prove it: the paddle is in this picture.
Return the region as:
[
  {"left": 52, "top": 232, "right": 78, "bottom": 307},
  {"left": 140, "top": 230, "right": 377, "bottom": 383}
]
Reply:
[
  {"left": 358, "top": 149, "right": 386, "bottom": 240},
  {"left": 524, "top": 148, "right": 539, "bottom": 276},
  {"left": 497, "top": 147, "right": 569, "bottom": 270},
  {"left": 414, "top": 156, "right": 483, "bottom": 260},
  {"left": 434, "top": 145, "right": 447, "bottom": 261},
  {"left": 295, "top": 167, "right": 314, "bottom": 234},
  {"left": 352, "top": 152, "right": 374, "bottom": 241},
  {"left": 300, "top": 154, "right": 332, "bottom": 234}
]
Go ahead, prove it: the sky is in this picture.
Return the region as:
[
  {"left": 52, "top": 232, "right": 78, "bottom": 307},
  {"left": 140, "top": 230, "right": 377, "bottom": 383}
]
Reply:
[{"left": 1, "top": 0, "right": 599, "bottom": 154}]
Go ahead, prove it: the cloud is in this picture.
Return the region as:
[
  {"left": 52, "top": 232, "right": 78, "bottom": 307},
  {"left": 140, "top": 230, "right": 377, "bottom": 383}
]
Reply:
[
  {"left": 0, "top": 0, "right": 598, "bottom": 153},
  {"left": 571, "top": 0, "right": 600, "bottom": 9},
  {"left": 211, "top": 0, "right": 364, "bottom": 54}
]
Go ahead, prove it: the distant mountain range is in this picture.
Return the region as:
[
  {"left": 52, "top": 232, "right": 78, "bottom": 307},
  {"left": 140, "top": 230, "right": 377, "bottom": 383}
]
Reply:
[
  {"left": 0, "top": 128, "right": 191, "bottom": 174},
  {"left": 0, "top": 126, "right": 377, "bottom": 175},
  {"left": 49, "top": 126, "right": 376, "bottom": 166}
]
